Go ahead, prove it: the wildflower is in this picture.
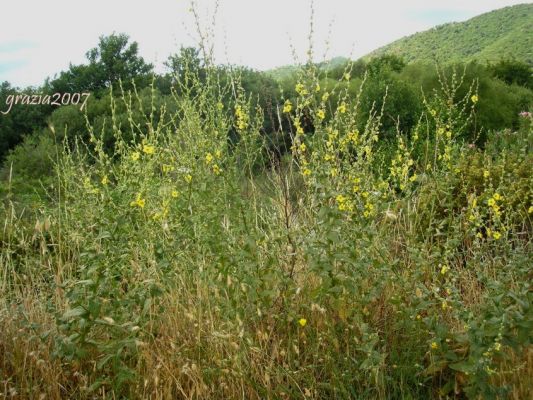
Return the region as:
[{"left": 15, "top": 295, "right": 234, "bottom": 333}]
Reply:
[
  {"left": 442, "top": 301, "right": 449, "bottom": 310},
  {"left": 283, "top": 100, "right": 293, "bottom": 113},
  {"left": 152, "top": 212, "right": 161, "bottom": 221},
  {"left": 295, "top": 83, "right": 307, "bottom": 96},
  {"left": 409, "top": 174, "right": 417, "bottom": 182},
  {"left": 317, "top": 109, "right": 325, "bottom": 120},
  {"left": 205, "top": 153, "right": 214, "bottom": 164},
  {"left": 529, "top": 206, "right": 533, "bottom": 214},
  {"left": 430, "top": 109, "right": 437, "bottom": 117},
  {"left": 217, "top": 102, "right": 224, "bottom": 110},
  {"left": 302, "top": 168, "right": 311, "bottom": 176},
  {"left": 487, "top": 198, "right": 496, "bottom": 207},
  {"left": 431, "top": 342, "right": 438, "bottom": 350},
  {"left": 143, "top": 144, "right": 155, "bottom": 155},
  {"left": 315, "top": 83, "right": 321, "bottom": 92},
  {"left": 130, "top": 194, "right": 145, "bottom": 209},
  {"left": 493, "top": 193, "right": 502, "bottom": 201},
  {"left": 330, "top": 168, "right": 338, "bottom": 177},
  {"left": 184, "top": 174, "right": 192, "bottom": 183},
  {"left": 235, "top": 105, "right": 248, "bottom": 130},
  {"left": 298, "top": 318, "right": 307, "bottom": 327},
  {"left": 343, "top": 73, "right": 350, "bottom": 81},
  {"left": 471, "top": 94, "right": 479, "bottom": 104},
  {"left": 215, "top": 150, "right": 222, "bottom": 159},
  {"left": 171, "top": 190, "right": 179, "bottom": 198},
  {"left": 440, "top": 265, "right": 449, "bottom": 275},
  {"left": 494, "top": 342, "right": 501, "bottom": 352},
  {"left": 101, "top": 175, "right": 109, "bottom": 185},
  {"left": 492, "top": 231, "right": 501, "bottom": 240},
  {"left": 298, "top": 142, "right": 306, "bottom": 153},
  {"left": 322, "top": 92, "right": 329, "bottom": 102},
  {"left": 162, "top": 164, "right": 174, "bottom": 173},
  {"left": 337, "top": 102, "right": 347, "bottom": 114},
  {"left": 416, "top": 314, "right": 421, "bottom": 320},
  {"left": 336, "top": 194, "right": 347, "bottom": 205},
  {"left": 483, "top": 170, "right": 490, "bottom": 179},
  {"left": 212, "top": 164, "right": 221, "bottom": 175},
  {"left": 131, "top": 152, "right": 140, "bottom": 161}
]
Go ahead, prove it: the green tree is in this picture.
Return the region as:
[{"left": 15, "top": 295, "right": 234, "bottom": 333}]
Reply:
[{"left": 51, "top": 33, "right": 153, "bottom": 95}]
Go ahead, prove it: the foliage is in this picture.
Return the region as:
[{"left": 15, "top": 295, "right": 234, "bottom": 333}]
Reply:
[
  {"left": 1, "top": 42, "right": 532, "bottom": 399},
  {"left": 366, "top": 4, "right": 533, "bottom": 65}
]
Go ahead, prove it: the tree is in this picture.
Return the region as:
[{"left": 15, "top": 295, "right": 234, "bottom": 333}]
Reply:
[
  {"left": 489, "top": 59, "right": 532, "bottom": 89},
  {"left": 50, "top": 33, "right": 153, "bottom": 95}
]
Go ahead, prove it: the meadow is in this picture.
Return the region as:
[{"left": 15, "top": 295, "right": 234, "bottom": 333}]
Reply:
[{"left": 1, "top": 16, "right": 532, "bottom": 400}]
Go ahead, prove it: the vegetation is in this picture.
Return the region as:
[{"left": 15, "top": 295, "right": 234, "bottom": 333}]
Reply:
[
  {"left": 1, "top": 4, "right": 532, "bottom": 399},
  {"left": 366, "top": 4, "right": 533, "bottom": 65}
]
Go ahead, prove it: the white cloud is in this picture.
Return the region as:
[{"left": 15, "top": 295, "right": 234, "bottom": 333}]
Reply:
[{"left": 0, "top": 0, "right": 527, "bottom": 87}]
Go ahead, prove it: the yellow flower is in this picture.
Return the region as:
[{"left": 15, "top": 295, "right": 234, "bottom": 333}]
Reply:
[
  {"left": 430, "top": 109, "right": 437, "bottom": 117},
  {"left": 483, "top": 170, "right": 490, "bottom": 179},
  {"left": 440, "top": 265, "right": 449, "bottom": 275},
  {"left": 337, "top": 102, "right": 347, "bottom": 114},
  {"left": 471, "top": 94, "right": 479, "bottom": 104},
  {"left": 162, "top": 164, "right": 174, "bottom": 173},
  {"left": 492, "top": 231, "right": 501, "bottom": 240},
  {"left": 295, "top": 83, "right": 307, "bottom": 96},
  {"left": 143, "top": 144, "right": 155, "bottom": 155},
  {"left": 343, "top": 73, "right": 350, "bottom": 81},
  {"left": 487, "top": 198, "right": 496, "bottom": 207},
  {"left": 215, "top": 149, "right": 222, "bottom": 159},
  {"left": 315, "top": 83, "right": 321, "bottom": 92},
  {"left": 493, "top": 193, "right": 502, "bottom": 201},
  {"left": 130, "top": 194, "right": 145, "bottom": 209},
  {"left": 298, "top": 318, "right": 307, "bottom": 327},
  {"left": 431, "top": 342, "right": 438, "bottom": 350},
  {"left": 322, "top": 92, "right": 329, "bottom": 102},
  {"left": 317, "top": 109, "right": 325, "bottom": 120},
  {"left": 212, "top": 164, "right": 221, "bottom": 175},
  {"left": 171, "top": 190, "right": 179, "bottom": 198},
  {"left": 336, "top": 194, "right": 347, "bottom": 204},
  {"left": 217, "top": 102, "right": 224, "bottom": 110},
  {"left": 205, "top": 152, "right": 214, "bottom": 164},
  {"left": 131, "top": 152, "right": 140, "bottom": 161},
  {"left": 302, "top": 168, "right": 311, "bottom": 176},
  {"left": 184, "top": 174, "right": 192, "bottom": 183},
  {"left": 494, "top": 342, "right": 501, "bottom": 352},
  {"left": 409, "top": 174, "right": 417, "bottom": 182},
  {"left": 101, "top": 175, "right": 109, "bottom": 185},
  {"left": 283, "top": 99, "right": 293, "bottom": 113},
  {"left": 529, "top": 206, "right": 533, "bottom": 214}
]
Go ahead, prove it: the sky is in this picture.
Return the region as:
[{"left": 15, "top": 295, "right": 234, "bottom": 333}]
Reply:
[{"left": 0, "top": 0, "right": 529, "bottom": 87}]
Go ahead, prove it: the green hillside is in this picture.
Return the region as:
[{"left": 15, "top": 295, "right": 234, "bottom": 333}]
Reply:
[{"left": 366, "top": 3, "right": 533, "bottom": 65}]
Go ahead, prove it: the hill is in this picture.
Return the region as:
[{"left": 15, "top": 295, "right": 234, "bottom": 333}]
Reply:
[{"left": 366, "top": 4, "right": 533, "bottom": 65}]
